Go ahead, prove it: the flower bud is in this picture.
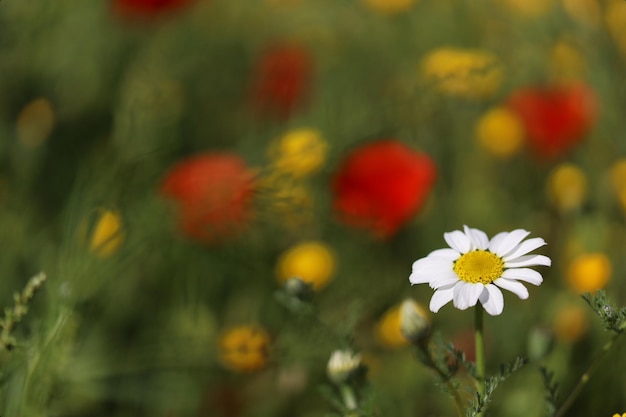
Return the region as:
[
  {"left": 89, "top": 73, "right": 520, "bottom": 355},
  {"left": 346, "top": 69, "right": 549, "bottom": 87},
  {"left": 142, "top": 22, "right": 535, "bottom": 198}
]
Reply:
[
  {"left": 327, "top": 350, "right": 361, "bottom": 384},
  {"left": 399, "top": 298, "right": 431, "bottom": 344},
  {"left": 284, "top": 277, "right": 313, "bottom": 300}
]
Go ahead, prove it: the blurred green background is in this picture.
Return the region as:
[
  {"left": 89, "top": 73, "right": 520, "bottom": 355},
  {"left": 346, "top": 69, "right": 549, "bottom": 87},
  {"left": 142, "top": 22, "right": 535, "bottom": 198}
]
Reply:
[{"left": 1, "top": 0, "right": 626, "bottom": 415}]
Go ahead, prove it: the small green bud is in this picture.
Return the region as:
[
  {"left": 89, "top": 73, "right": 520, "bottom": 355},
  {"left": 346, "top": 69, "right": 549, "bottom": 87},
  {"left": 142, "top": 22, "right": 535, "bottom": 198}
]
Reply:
[
  {"left": 327, "top": 349, "right": 361, "bottom": 384},
  {"left": 400, "top": 298, "right": 431, "bottom": 344}
]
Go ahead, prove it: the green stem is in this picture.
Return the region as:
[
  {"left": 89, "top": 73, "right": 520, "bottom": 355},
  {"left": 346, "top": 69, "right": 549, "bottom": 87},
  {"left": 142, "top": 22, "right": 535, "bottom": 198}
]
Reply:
[
  {"left": 340, "top": 383, "right": 358, "bottom": 411},
  {"left": 418, "top": 344, "right": 465, "bottom": 417},
  {"left": 475, "top": 305, "right": 485, "bottom": 416},
  {"left": 554, "top": 332, "right": 622, "bottom": 417}
]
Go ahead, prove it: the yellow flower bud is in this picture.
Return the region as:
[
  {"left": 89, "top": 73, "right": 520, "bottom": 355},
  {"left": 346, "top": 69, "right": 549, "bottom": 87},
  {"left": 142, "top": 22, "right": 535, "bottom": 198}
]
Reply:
[
  {"left": 276, "top": 241, "right": 336, "bottom": 290},
  {"left": 87, "top": 209, "right": 125, "bottom": 258},
  {"left": 270, "top": 128, "right": 327, "bottom": 178},
  {"left": 475, "top": 107, "right": 525, "bottom": 158},
  {"left": 552, "top": 304, "right": 589, "bottom": 342},
  {"left": 566, "top": 253, "right": 612, "bottom": 294},
  {"left": 218, "top": 326, "right": 270, "bottom": 373},
  {"left": 375, "top": 304, "right": 409, "bottom": 348},
  {"left": 420, "top": 48, "right": 503, "bottom": 99},
  {"left": 362, "top": 0, "right": 417, "bottom": 14},
  {"left": 546, "top": 163, "right": 588, "bottom": 212}
]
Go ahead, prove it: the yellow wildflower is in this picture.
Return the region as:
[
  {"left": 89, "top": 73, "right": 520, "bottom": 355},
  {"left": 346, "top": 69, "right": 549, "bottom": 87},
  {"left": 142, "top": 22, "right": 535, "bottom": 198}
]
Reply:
[
  {"left": 566, "top": 253, "right": 611, "bottom": 294},
  {"left": 269, "top": 128, "right": 327, "bottom": 178},
  {"left": 375, "top": 303, "right": 410, "bottom": 348},
  {"left": 420, "top": 48, "right": 503, "bottom": 99},
  {"left": 553, "top": 304, "right": 588, "bottom": 342},
  {"left": 475, "top": 107, "right": 525, "bottom": 159},
  {"left": 546, "top": 163, "right": 588, "bottom": 212},
  {"left": 87, "top": 209, "right": 125, "bottom": 258},
  {"left": 276, "top": 241, "right": 336, "bottom": 290},
  {"left": 219, "top": 326, "right": 270, "bottom": 372}
]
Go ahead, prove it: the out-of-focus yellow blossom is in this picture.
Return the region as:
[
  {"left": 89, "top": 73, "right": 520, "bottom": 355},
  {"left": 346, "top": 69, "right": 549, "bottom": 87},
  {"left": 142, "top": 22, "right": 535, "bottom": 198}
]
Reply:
[
  {"left": 612, "top": 413, "right": 626, "bottom": 417},
  {"left": 547, "top": 163, "right": 588, "bottom": 212},
  {"left": 605, "top": 0, "right": 626, "bottom": 57},
  {"left": 219, "top": 326, "right": 270, "bottom": 372},
  {"left": 562, "top": 0, "right": 601, "bottom": 26},
  {"left": 276, "top": 241, "right": 336, "bottom": 290},
  {"left": 500, "top": 0, "right": 553, "bottom": 17},
  {"left": 375, "top": 303, "right": 410, "bottom": 348},
  {"left": 566, "top": 253, "right": 612, "bottom": 294},
  {"left": 362, "top": 0, "right": 417, "bottom": 14},
  {"left": 475, "top": 107, "right": 525, "bottom": 158},
  {"left": 550, "top": 41, "right": 587, "bottom": 81},
  {"left": 16, "top": 98, "right": 55, "bottom": 148},
  {"left": 87, "top": 209, "right": 125, "bottom": 258},
  {"left": 420, "top": 48, "right": 503, "bottom": 99},
  {"left": 269, "top": 128, "right": 327, "bottom": 178},
  {"left": 553, "top": 304, "right": 589, "bottom": 342}
]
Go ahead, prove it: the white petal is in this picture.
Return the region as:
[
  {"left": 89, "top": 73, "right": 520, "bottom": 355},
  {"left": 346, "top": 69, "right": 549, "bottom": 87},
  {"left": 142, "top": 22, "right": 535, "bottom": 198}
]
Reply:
[
  {"left": 488, "top": 231, "right": 509, "bottom": 253},
  {"left": 430, "top": 271, "right": 460, "bottom": 289},
  {"left": 453, "top": 282, "right": 484, "bottom": 310},
  {"left": 479, "top": 284, "right": 504, "bottom": 316},
  {"left": 427, "top": 248, "right": 461, "bottom": 261},
  {"left": 429, "top": 286, "right": 455, "bottom": 313},
  {"left": 493, "top": 278, "right": 529, "bottom": 299},
  {"left": 501, "top": 268, "right": 544, "bottom": 286},
  {"left": 463, "top": 226, "right": 489, "bottom": 250},
  {"left": 444, "top": 230, "right": 471, "bottom": 253},
  {"left": 410, "top": 258, "right": 453, "bottom": 284},
  {"left": 490, "top": 229, "right": 530, "bottom": 257},
  {"left": 503, "top": 238, "right": 547, "bottom": 261},
  {"left": 504, "top": 254, "right": 551, "bottom": 268}
]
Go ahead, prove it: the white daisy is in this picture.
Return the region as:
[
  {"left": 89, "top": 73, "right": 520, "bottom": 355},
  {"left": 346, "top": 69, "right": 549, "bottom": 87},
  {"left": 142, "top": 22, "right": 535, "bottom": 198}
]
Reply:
[{"left": 409, "top": 225, "right": 551, "bottom": 316}]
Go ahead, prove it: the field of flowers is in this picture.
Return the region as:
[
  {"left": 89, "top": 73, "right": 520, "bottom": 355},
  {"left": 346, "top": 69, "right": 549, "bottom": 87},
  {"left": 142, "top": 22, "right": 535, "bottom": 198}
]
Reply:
[{"left": 1, "top": 0, "right": 626, "bottom": 416}]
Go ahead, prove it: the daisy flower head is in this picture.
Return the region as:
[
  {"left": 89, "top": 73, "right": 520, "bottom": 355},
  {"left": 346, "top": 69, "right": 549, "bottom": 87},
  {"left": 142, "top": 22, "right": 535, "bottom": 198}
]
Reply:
[{"left": 409, "top": 226, "right": 551, "bottom": 316}]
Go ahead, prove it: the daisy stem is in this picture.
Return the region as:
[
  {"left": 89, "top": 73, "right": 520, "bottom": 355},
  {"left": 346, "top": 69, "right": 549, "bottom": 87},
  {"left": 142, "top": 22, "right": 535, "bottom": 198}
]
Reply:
[
  {"left": 475, "top": 304, "right": 485, "bottom": 415},
  {"left": 339, "top": 383, "right": 358, "bottom": 411}
]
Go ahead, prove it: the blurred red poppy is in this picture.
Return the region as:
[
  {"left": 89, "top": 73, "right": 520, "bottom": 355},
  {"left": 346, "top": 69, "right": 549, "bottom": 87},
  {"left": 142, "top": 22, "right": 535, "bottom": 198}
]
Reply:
[
  {"left": 332, "top": 140, "right": 437, "bottom": 239},
  {"left": 507, "top": 82, "right": 598, "bottom": 160},
  {"left": 250, "top": 44, "right": 313, "bottom": 119},
  {"left": 160, "top": 153, "right": 256, "bottom": 244},
  {"left": 112, "top": 0, "right": 192, "bottom": 19}
]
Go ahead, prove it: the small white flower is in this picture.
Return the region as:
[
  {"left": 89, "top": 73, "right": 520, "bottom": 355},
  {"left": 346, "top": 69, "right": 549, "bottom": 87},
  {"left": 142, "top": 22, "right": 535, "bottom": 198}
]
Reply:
[
  {"left": 327, "top": 349, "right": 361, "bottom": 384},
  {"left": 409, "top": 225, "right": 551, "bottom": 316}
]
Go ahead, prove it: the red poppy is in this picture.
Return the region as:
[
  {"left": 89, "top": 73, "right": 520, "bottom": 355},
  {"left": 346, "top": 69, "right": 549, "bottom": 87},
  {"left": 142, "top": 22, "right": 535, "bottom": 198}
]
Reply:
[
  {"left": 112, "top": 0, "right": 192, "bottom": 19},
  {"left": 332, "top": 140, "right": 437, "bottom": 239},
  {"left": 160, "top": 153, "right": 256, "bottom": 244},
  {"left": 250, "top": 44, "right": 313, "bottom": 119},
  {"left": 507, "top": 82, "right": 598, "bottom": 160}
]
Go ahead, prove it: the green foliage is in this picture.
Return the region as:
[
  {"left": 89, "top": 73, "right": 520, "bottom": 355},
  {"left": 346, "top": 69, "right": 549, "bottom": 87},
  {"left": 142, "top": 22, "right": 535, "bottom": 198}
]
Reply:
[{"left": 582, "top": 290, "right": 626, "bottom": 334}]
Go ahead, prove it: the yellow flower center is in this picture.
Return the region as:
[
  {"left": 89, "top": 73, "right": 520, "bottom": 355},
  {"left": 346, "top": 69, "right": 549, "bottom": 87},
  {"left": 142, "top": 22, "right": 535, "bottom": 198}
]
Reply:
[{"left": 453, "top": 250, "right": 504, "bottom": 284}]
